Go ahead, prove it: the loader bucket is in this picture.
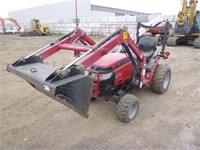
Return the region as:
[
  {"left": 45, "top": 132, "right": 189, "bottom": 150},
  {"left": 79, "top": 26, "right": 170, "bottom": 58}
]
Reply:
[{"left": 7, "top": 55, "right": 93, "bottom": 118}]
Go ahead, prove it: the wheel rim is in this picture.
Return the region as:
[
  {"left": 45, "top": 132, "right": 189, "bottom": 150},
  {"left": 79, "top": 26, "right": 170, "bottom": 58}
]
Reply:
[
  {"left": 128, "top": 102, "right": 138, "bottom": 119},
  {"left": 163, "top": 71, "right": 170, "bottom": 89},
  {"left": 158, "top": 37, "right": 162, "bottom": 45}
]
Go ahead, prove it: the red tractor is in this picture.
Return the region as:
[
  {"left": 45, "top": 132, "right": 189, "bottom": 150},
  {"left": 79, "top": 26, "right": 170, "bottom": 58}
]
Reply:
[{"left": 7, "top": 22, "right": 171, "bottom": 122}]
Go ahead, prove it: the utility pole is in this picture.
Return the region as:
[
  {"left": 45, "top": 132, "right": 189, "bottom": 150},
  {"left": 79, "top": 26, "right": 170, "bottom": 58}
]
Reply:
[{"left": 75, "top": 0, "right": 78, "bottom": 28}]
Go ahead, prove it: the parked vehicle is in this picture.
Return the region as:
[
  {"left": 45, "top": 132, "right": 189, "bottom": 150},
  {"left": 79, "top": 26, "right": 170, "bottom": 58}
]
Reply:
[
  {"left": 20, "top": 19, "right": 50, "bottom": 36},
  {"left": 7, "top": 22, "right": 171, "bottom": 123},
  {"left": 6, "top": 27, "right": 18, "bottom": 34}
]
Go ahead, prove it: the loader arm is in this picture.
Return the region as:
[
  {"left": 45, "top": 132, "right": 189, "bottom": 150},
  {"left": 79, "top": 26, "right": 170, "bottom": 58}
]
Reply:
[
  {"left": 76, "top": 28, "right": 144, "bottom": 69},
  {"left": 27, "top": 28, "right": 96, "bottom": 59}
]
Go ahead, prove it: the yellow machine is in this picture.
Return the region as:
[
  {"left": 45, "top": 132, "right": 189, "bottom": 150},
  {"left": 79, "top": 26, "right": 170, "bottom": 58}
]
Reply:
[
  {"left": 167, "top": 0, "right": 200, "bottom": 48},
  {"left": 31, "top": 19, "right": 50, "bottom": 35},
  {"left": 20, "top": 19, "right": 50, "bottom": 36}
]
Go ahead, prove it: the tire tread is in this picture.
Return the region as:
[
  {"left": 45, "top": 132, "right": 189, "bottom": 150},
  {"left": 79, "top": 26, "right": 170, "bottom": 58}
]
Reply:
[
  {"left": 116, "top": 94, "right": 138, "bottom": 122},
  {"left": 151, "top": 65, "right": 171, "bottom": 94}
]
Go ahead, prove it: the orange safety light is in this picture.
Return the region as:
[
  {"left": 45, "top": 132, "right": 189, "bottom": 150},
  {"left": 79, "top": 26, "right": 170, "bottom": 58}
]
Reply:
[{"left": 165, "top": 51, "right": 170, "bottom": 57}]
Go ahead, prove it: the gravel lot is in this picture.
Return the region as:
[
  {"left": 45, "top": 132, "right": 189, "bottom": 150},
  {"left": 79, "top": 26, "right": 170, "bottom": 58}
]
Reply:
[{"left": 0, "top": 34, "right": 200, "bottom": 150}]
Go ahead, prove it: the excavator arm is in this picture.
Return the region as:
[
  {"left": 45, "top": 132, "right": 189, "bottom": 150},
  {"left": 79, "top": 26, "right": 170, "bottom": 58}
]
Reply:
[
  {"left": 3, "top": 18, "right": 21, "bottom": 31},
  {"left": 0, "top": 17, "right": 21, "bottom": 33},
  {"left": 176, "top": 0, "right": 198, "bottom": 34},
  {"left": 178, "top": 0, "right": 198, "bottom": 26},
  {"left": 167, "top": 0, "right": 200, "bottom": 48}
]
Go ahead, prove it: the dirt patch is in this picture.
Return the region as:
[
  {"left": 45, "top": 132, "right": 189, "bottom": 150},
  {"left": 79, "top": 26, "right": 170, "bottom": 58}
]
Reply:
[{"left": 0, "top": 35, "right": 200, "bottom": 150}]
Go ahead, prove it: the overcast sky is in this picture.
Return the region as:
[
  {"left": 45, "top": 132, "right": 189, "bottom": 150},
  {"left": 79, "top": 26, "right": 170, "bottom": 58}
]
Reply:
[{"left": 0, "top": 0, "right": 200, "bottom": 17}]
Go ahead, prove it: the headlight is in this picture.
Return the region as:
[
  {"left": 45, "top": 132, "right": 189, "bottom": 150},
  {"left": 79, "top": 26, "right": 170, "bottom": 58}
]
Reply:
[
  {"left": 100, "top": 72, "right": 113, "bottom": 80},
  {"left": 90, "top": 72, "right": 113, "bottom": 81}
]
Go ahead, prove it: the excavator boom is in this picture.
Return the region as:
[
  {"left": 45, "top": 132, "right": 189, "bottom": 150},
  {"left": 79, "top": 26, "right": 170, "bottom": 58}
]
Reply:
[
  {"left": 0, "top": 17, "right": 21, "bottom": 33},
  {"left": 4, "top": 18, "right": 21, "bottom": 30}
]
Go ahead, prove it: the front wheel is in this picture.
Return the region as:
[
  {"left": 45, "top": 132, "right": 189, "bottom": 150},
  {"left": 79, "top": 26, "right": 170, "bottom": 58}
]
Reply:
[
  {"left": 116, "top": 94, "right": 139, "bottom": 123},
  {"left": 150, "top": 65, "right": 171, "bottom": 94}
]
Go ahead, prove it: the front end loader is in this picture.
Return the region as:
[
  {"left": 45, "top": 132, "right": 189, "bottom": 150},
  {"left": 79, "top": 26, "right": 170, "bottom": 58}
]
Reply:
[{"left": 7, "top": 23, "right": 171, "bottom": 122}]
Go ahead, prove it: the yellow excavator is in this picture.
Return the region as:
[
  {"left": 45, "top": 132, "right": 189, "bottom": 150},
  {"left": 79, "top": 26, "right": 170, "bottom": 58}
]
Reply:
[
  {"left": 20, "top": 19, "right": 50, "bottom": 36},
  {"left": 167, "top": 0, "right": 200, "bottom": 48}
]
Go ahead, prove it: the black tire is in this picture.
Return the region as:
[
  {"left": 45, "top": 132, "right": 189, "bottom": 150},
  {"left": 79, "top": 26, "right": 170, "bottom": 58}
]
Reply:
[
  {"left": 154, "top": 34, "right": 162, "bottom": 46},
  {"left": 116, "top": 94, "right": 139, "bottom": 123},
  {"left": 194, "top": 37, "right": 200, "bottom": 49},
  {"left": 167, "top": 37, "right": 177, "bottom": 46},
  {"left": 151, "top": 65, "right": 171, "bottom": 94}
]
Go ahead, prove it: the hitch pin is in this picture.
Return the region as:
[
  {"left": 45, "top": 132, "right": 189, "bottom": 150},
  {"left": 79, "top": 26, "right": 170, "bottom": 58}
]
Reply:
[{"left": 30, "top": 68, "right": 37, "bottom": 73}]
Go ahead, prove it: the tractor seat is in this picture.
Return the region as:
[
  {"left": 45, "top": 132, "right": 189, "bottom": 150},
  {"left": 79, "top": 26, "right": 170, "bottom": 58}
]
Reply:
[{"left": 138, "top": 36, "right": 156, "bottom": 58}]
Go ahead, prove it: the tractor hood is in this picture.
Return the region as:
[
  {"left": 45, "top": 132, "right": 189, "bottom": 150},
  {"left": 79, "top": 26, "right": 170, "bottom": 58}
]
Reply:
[{"left": 92, "top": 53, "right": 128, "bottom": 69}]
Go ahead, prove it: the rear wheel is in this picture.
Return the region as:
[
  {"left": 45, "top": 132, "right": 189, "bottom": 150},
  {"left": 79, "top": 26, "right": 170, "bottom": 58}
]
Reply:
[
  {"left": 116, "top": 94, "right": 139, "bottom": 122},
  {"left": 151, "top": 65, "right": 171, "bottom": 94},
  {"left": 154, "top": 34, "right": 162, "bottom": 46}
]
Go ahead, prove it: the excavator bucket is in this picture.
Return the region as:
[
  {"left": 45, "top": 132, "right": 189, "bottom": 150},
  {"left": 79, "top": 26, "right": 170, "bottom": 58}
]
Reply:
[{"left": 7, "top": 55, "right": 93, "bottom": 118}]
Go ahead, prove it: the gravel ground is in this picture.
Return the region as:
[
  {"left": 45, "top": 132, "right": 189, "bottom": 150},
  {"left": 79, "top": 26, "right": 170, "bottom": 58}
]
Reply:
[{"left": 0, "top": 34, "right": 200, "bottom": 150}]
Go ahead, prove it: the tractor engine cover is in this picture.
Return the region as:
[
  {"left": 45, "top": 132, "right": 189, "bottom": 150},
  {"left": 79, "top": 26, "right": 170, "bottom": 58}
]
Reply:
[{"left": 89, "top": 53, "right": 133, "bottom": 96}]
